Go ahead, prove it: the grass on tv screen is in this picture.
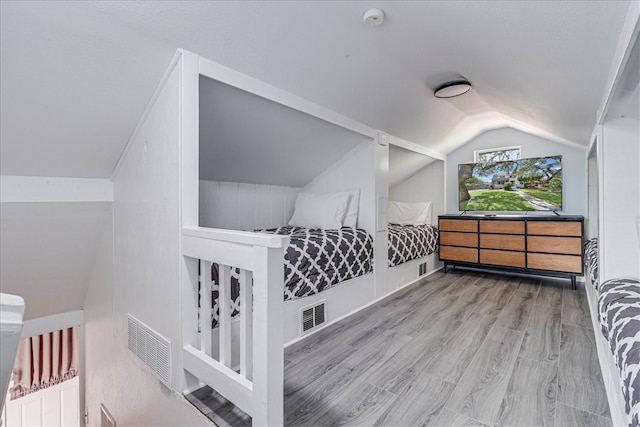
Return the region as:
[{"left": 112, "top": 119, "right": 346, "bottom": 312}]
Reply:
[{"left": 458, "top": 155, "right": 562, "bottom": 212}]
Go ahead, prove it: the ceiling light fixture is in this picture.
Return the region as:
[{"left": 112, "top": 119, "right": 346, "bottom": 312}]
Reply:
[
  {"left": 434, "top": 80, "right": 472, "bottom": 98},
  {"left": 363, "top": 8, "right": 385, "bottom": 26}
]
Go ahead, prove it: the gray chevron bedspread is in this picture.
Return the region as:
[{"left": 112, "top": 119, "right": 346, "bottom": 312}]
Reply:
[
  {"left": 598, "top": 278, "right": 640, "bottom": 427},
  {"left": 584, "top": 238, "right": 599, "bottom": 288},
  {"left": 387, "top": 223, "right": 439, "bottom": 267},
  {"left": 206, "top": 226, "right": 373, "bottom": 328}
]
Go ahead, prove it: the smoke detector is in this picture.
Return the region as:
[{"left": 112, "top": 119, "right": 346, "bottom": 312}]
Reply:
[{"left": 363, "top": 8, "right": 385, "bottom": 26}]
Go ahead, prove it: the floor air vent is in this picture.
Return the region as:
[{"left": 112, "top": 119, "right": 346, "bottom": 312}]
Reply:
[
  {"left": 127, "top": 315, "right": 171, "bottom": 387},
  {"left": 419, "top": 262, "right": 428, "bottom": 276},
  {"left": 301, "top": 301, "right": 326, "bottom": 334}
]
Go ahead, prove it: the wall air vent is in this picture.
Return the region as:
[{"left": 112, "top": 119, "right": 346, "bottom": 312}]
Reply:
[
  {"left": 127, "top": 315, "right": 171, "bottom": 387},
  {"left": 301, "top": 301, "right": 326, "bottom": 334}
]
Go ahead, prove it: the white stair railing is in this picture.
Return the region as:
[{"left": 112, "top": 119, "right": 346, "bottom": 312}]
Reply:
[{"left": 182, "top": 227, "right": 287, "bottom": 426}]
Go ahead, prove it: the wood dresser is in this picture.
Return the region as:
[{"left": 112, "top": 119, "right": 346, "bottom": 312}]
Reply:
[{"left": 438, "top": 215, "right": 584, "bottom": 289}]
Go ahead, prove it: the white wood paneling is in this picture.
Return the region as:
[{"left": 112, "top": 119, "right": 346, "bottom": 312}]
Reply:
[
  {"left": 237, "top": 183, "right": 256, "bottom": 230},
  {"left": 112, "top": 57, "right": 184, "bottom": 392},
  {"left": 200, "top": 180, "right": 300, "bottom": 230},
  {"left": 60, "top": 383, "right": 79, "bottom": 426},
  {"left": 255, "top": 186, "right": 272, "bottom": 230},
  {"left": 3, "top": 376, "right": 79, "bottom": 427},
  {"left": 269, "top": 186, "right": 286, "bottom": 229},
  {"left": 218, "top": 182, "right": 239, "bottom": 230},
  {"left": 303, "top": 140, "right": 376, "bottom": 235},
  {"left": 600, "top": 117, "right": 640, "bottom": 281},
  {"left": 389, "top": 159, "right": 446, "bottom": 221}
]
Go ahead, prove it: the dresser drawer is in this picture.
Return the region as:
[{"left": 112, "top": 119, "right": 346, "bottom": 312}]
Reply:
[
  {"left": 480, "top": 234, "right": 525, "bottom": 251},
  {"left": 527, "top": 253, "right": 582, "bottom": 273},
  {"left": 527, "top": 221, "right": 581, "bottom": 237},
  {"left": 439, "top": 219, "right": 478, "bottom": 232},
  {"left": 440, "top": 246, "right": 478, "bottom": 263},
  {"left": 480, "top": 249, "right": 525, "bottom": 268},
  {"left": 527, "top": 236, "right": 582, "bottom": 255},
  {"left": 479, "top": 220, "right": 525, "bottom": 234},
  {"left": 440, "top": 231, "right": 478, "bottom": 247}
]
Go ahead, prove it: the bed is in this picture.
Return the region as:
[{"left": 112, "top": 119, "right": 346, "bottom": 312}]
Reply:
[
  {"left": 598, "top": 278, "right": 640, "bottom": 427},
  {"left": 584, "top": 237, "right": 599, "bottom": 287},
  {"left": 386, "top": 200, "right": 438, "bottom": 267},
  {"left": 388, "top": 223, "right": 438, "bottom": 267},
  {"left": 206, "top": 226, "right": 373, "bottom": 328},
  {"left": 584, "top": 236, "right": 640, "bottom": 426}
]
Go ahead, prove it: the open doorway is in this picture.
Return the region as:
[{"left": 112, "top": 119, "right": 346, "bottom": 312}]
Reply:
[{"left": 1, "top": 326, "right": 80, "bottom": 426}]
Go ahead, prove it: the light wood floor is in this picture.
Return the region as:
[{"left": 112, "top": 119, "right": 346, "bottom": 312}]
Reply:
[{"left": 186, "top": 269, "right": 612, "bottom": 426}]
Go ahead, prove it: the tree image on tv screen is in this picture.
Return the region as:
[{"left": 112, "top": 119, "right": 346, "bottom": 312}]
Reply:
[{"left": 459, "top": 156, "right": 562, "bottom": 211}]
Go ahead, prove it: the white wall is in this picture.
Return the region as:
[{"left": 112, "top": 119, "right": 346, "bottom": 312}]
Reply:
[
  {"left": 445, "top": 128, "right": 587, "bottom": 215},
  {"left": 303, "top": 140, "right": 376, "bottom": 235},
  {"left": 600, "top": 117, "right": 640, "bottom": 281},
  {"left": 389, "top": 159, "right": 445, "bottom": 221},
  {"left": 84, "top": 220, "right": 208, "bottom": 426},
  {"left": 386, "top": 158, "right": 445, "bottom": 289},
  {"left": 587, "top": 149, "right": 599, "bottom": 239},
  {"left": 199, "top": 181, "right": 299, "bottom": 230},
  {"left": 0, "top": 201, "right": 111, "bottom": 321},
  {"left": 84, "top": 60, "right": 211, "bottom": 426}
]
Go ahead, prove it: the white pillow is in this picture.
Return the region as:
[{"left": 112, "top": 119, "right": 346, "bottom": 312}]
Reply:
[
  {"left": 289, "top": 191, "right": 350, "bottom": 229},
  {"left": 343, "top": 190, "right": 360, "bottom": 228},
  {"left": 388, "top": 201, "right": 432, "bottom": 226}
]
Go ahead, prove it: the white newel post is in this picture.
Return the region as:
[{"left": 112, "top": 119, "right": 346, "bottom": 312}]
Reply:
[{"left": 251, "top": 245, "right": 284, "bottom": 426}]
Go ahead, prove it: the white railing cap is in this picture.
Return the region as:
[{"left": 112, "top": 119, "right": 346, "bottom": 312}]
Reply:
[
  {"left": 0, "top": 293, "right": 25, "bottom": 331},
  {"left": 183, "top": 227, "right": 289, "bottom": 248}
]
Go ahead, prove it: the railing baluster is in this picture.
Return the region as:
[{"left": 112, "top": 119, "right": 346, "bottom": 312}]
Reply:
[
  {"left": 239, "top": 269, "right": 253, "bottom": 380},
  {"left": 200, "top": 260, "right": 213, "bottom": 356},
  {"left": 218, "top": 265, "right": 232, "bottom": 367},
  {"left": 183, "top": 228, "right": 287, "bottom": 426}
]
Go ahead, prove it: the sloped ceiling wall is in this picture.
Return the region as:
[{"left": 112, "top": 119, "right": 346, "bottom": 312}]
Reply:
[
  {"left": 388, "top": 144, "right": 439, "bottom": 188},
  {"left": 199, "top": 76, "right": 370, "bottom": 187},
  {"left": 0, "top": 202, "right": 111, "bottom": 320},
  {"left": 0, "top": 1, "right": 637, "bottom": 323},
  {"left": 0, "top": 1, "right": 633, "bottom": 179}
]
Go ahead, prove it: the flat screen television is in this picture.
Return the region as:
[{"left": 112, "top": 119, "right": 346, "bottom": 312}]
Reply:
[{"left": 458, "top": 155, "right": 562, "bottom": 212}]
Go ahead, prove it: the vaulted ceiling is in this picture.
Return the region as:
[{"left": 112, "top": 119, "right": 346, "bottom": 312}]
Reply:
[
  {"left": 0, "top": 1, "right": 633, "bottom": 179},
  {"left": 0, "top": 1, "right": 636, "bottom": 320}
]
